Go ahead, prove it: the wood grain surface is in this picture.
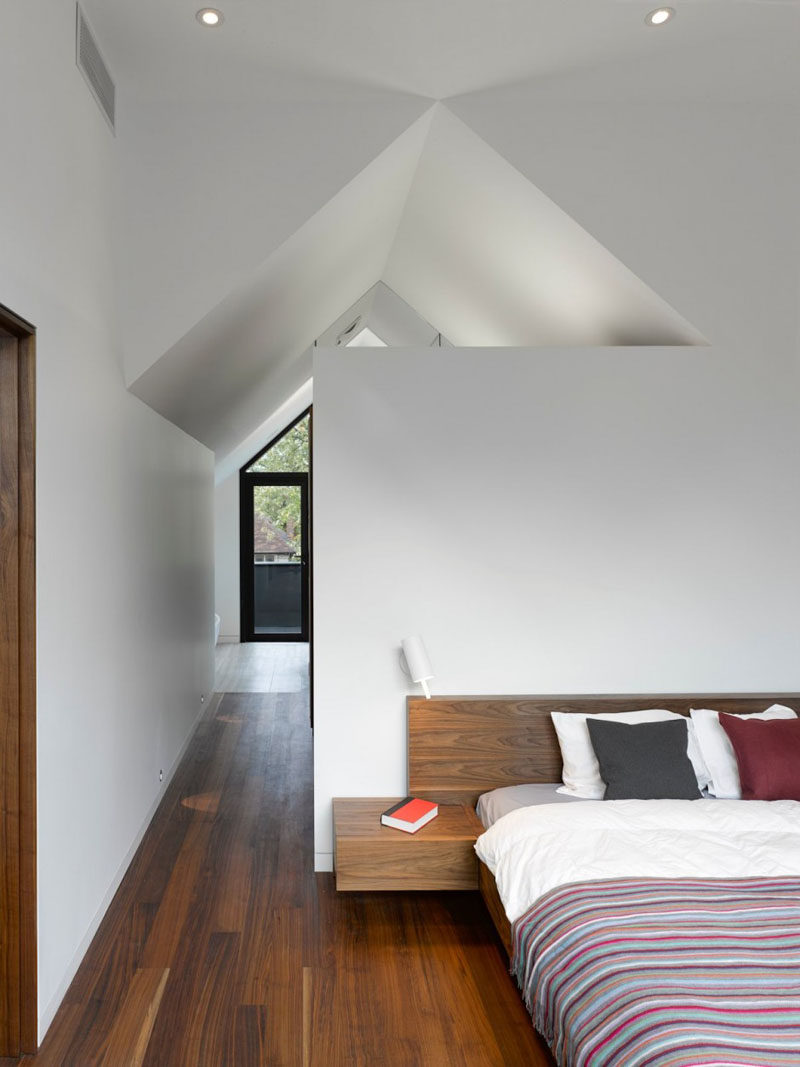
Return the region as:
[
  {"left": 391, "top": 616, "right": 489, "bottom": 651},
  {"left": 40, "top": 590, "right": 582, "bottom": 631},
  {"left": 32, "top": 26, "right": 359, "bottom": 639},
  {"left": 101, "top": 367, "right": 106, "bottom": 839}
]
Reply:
[
  {"left": 478, "top": 862, "right": 512, "bottom": 960},
  {"left": 333, "top": 799, "right": 483, "bottom": 891},
  {"left": 408, "top": 693, "right": 800, "bottom": 804},
  {"left": 10, "top": 691, "right": 552, "bottom": 1066},
  {"left": 333, "top": 798, "right": 483, "bottom": 839},
  {"left": 0, "top": 330, "right": 21, "bottom": 1057},
  {"left": 98, "top": 967, "right": 169, "bottom": 1066},
  {"left": 17, "top": 330, "right": 36, "bottom": 1054},
  {"left": 0, "top": 316, "right": 36, "bottom": 1056}
]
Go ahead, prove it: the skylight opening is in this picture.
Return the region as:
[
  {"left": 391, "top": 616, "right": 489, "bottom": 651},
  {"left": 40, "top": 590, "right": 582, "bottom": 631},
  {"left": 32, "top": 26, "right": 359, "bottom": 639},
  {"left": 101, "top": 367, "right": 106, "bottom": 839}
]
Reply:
[{"left": 347, "top": 327, "right": 387, "bottom": 348}]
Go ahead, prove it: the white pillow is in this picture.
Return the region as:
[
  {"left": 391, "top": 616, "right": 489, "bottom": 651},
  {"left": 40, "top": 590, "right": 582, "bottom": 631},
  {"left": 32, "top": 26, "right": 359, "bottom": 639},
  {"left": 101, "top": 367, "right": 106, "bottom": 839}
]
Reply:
[
  {"left": 690, "top": 704, "right": 797, "bottom": 799},
  {"left": 551, "top": 710, "right": 709, "bottom": 798}
]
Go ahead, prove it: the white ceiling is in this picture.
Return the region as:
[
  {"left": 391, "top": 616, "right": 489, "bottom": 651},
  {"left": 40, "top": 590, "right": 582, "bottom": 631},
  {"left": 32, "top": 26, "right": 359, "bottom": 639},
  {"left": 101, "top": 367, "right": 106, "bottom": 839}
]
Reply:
[
  {"left": 383, "top": 107, "right": 705, "bottom": 348},
  {"left": 84, "top": 0, "right": 800, "bottom": 104},
  {"left": 128, "top": 109, "right": 433, "bottom": 459},
  {"left": 85, "top": 0, "right": 799, "bottom": 468},
  {"left": 128, "top": 102, "right": 705, "bottom": 459}
]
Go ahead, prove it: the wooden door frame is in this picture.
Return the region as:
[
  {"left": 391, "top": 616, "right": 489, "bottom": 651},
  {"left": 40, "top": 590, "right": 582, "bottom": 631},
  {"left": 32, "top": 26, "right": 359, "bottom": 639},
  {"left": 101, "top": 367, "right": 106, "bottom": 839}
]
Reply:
[{"left": 0, "top": 302, "right": 37, "bottom": 1055}]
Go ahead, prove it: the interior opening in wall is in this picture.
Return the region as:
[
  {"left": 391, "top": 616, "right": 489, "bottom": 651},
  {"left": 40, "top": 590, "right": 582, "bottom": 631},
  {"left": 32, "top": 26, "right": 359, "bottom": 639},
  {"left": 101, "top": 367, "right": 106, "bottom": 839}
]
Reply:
[{"left": 316, "top": 281, "right": 449, "bottom": 349}]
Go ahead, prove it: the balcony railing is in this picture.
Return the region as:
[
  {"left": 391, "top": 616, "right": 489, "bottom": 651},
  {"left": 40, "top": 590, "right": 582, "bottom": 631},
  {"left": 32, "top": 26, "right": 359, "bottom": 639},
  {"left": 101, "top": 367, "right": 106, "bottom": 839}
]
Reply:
[{"left": 253, "top": 561, "right": 302, "bottom": 634}]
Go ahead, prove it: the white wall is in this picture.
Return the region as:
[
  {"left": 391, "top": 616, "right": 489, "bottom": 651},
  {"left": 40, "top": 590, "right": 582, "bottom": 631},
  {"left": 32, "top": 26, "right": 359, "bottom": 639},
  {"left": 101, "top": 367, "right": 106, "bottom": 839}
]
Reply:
[
  {"left": 213, "top": 378, "right": 315, "bottom": 641},
  {"left": 1, "top": 3, "right": 214, "bottom": 1038},
  {"left": 312, "top": 102, "right": 800, "bottom": 869},
  {"left": 214, "top": 475, "right": 240, "bottom": 641}
]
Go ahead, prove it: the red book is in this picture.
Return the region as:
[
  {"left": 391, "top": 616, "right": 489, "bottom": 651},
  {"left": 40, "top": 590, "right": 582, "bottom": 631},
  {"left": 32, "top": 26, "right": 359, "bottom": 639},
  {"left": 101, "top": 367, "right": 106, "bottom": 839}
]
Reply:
[{"left": 380, "top": 797, "right": 438, "bottom": 833}]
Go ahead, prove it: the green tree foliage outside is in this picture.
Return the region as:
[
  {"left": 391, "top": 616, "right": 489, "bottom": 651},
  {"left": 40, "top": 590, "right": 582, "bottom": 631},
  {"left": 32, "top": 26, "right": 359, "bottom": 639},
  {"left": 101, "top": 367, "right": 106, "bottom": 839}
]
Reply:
[
  {"left": 248, "top": 416, "right": 309, "bottom": 556},
  {"left": 248, "top": 416, "right": 309, "bottom": 474},
  {"left": 253, "top": 485, "right": 301, "bottom": 554}
]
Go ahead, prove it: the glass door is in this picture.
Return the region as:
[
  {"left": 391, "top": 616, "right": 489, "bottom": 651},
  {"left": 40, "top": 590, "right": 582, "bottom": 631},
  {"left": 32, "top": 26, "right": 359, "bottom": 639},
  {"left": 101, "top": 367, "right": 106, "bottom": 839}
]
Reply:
[{"left": 240, "top": 472, "right": 309, "bottom": 641}]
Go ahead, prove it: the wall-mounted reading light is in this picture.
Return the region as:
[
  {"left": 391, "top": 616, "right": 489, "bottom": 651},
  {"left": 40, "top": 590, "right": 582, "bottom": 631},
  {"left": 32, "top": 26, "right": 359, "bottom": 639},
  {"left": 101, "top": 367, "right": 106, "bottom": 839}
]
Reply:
[{"left": 400, "top": 636, "right": 434, "bottom": 700}]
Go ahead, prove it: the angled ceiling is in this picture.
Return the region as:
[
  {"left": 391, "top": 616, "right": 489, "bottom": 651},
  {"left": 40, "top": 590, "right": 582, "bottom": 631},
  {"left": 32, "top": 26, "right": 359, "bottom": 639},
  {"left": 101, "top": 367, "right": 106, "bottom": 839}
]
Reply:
[
  {"left": 81, "top": 0, "right": 798, "bottom": 470},
  {"left": 127, "top": 109, "right": 434, "bottom": 459},
  {"left": 382, "top": 108, "right": 704, "bottom": 348},
  {"left": 128, "top": 103, "right": 704, "bottom": 461},
  {"left": 84, "top": 0, "right": 800, "bottom": 104},
  {"left": 115, "top": 93, "right": 432, "bottom": 386}
]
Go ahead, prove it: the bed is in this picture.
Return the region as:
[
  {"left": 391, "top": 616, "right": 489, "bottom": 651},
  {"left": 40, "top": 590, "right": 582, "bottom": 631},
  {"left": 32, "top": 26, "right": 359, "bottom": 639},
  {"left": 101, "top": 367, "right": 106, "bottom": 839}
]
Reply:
[{"left": 408, "top": 693, "right": 800, "bottom": 1067}]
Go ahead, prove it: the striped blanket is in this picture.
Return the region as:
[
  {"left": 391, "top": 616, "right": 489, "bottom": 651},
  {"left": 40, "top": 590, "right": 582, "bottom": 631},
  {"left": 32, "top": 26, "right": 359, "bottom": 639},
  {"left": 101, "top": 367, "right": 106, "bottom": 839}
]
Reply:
[{"left": 512, "top": 877, "right": 800, "bottom": 1067}]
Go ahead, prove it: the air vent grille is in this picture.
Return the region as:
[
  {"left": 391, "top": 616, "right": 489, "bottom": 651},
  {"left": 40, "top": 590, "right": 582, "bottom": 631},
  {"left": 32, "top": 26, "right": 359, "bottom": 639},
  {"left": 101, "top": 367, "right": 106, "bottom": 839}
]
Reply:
[{"left": 76, "top": 4, "right": 115, "bottom": 131}]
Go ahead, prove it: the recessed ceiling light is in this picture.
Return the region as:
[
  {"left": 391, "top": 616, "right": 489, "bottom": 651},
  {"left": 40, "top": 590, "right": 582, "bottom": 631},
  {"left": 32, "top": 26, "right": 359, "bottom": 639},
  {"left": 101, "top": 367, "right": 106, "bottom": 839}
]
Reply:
[
  {"left": 196, "top": 8, "right": 224, "bottom": 27},
  {"left": 645, "top": 7, "right": 675, "bottom": 26}
]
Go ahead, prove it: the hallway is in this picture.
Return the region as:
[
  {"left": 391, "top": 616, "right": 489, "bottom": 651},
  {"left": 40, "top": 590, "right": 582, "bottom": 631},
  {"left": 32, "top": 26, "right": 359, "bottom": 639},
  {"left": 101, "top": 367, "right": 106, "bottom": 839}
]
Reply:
[
  {"left": 213, "top": 642, "right": 309, "bottom": 695},
  {"left": 17, "top": 645, "right": 548, "bottom": 1066}
]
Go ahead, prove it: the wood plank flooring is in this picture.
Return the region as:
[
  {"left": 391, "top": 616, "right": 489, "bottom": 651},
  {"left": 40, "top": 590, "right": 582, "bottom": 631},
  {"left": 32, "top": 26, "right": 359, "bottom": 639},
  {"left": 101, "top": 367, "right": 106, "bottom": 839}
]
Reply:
[
  {"left": 12, "top": 679, "right": 552, "bottom": 1066},
  {"left": 213, "top": 643, "right": 309, "bottom": 695}
]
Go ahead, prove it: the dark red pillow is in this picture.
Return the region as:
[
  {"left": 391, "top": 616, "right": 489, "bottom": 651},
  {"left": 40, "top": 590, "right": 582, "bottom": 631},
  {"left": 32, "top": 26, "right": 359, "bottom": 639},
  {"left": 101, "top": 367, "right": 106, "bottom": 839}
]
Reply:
[{"left": 719, "top": 714, "right": 800, "bottom": 800}]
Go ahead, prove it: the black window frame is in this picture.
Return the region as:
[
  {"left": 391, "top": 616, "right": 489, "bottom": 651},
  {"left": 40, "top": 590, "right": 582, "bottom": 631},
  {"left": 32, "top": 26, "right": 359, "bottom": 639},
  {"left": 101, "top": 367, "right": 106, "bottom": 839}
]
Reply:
[{"left": 238, "top": 407, "right": 312, "bottom": 646}]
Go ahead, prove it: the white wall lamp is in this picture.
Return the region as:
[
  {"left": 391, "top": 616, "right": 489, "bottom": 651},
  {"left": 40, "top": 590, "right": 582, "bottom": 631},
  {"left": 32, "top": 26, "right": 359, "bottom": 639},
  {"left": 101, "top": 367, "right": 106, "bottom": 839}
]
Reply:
[{"left": 400, "top": 635, "right": 434, "bottom": 700}]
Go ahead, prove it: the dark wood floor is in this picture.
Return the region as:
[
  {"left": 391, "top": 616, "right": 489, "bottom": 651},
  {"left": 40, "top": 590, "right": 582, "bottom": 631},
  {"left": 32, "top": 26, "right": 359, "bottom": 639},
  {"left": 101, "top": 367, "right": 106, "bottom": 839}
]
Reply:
[{"left": 14, "top": 689, "right": 551, "bottom": 1066}]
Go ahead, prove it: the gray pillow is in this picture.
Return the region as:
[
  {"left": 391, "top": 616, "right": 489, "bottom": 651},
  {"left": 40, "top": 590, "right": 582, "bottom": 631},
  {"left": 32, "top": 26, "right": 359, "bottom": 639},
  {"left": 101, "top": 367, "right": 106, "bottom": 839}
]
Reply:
[{"left": 586, "top": 718, "right": 702, "bottom": 800}]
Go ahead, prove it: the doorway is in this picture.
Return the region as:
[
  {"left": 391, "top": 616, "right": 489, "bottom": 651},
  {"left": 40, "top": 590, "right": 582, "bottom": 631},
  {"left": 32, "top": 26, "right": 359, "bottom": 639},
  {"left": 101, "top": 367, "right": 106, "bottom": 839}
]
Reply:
[
  {"left": 239, "top": 410, "right": 311, "bottom": 644},
  {"left": 0, "top": 303, "right": 37, "bottom": 1055},
  {"left": 240, "top": 473, "right": 309, "bottom": 641}
]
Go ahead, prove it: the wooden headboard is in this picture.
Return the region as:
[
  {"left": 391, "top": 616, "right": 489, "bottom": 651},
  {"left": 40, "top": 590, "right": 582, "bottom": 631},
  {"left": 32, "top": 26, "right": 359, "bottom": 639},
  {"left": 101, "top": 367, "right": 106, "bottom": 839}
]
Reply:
[{"left": 407, "top": 694, "right": 800, "bottom": 805}]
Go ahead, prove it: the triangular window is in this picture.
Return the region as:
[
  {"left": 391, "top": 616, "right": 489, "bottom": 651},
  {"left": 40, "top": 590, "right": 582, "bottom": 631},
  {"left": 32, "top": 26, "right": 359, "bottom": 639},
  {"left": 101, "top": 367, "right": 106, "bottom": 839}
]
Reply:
[{"left": 246, "top": 412, "right": 309, "bottom": 474}]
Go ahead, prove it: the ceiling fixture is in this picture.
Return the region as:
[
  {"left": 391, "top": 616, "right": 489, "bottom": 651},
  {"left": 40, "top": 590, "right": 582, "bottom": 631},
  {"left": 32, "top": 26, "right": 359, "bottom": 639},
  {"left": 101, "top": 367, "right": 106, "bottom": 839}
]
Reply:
[
  {"left": 645, "top": 7, "right": 675, "bottom": 26},
  {"left": 196, "top": 8, "right": 224, "bottom": 26},
  {"left": 336, "top": 317, "right": 361, "bottom": 345}
]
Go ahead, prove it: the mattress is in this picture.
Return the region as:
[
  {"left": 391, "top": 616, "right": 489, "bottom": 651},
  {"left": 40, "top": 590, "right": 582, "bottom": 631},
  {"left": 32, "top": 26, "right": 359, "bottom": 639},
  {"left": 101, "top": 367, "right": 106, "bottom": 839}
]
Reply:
[
  {"left": 475, "top": 796, "right": 800, "bottom": 922},
  {"left": 476, "top": 798, "right": 800, "bottom": 1066},
  {"left": 475, "top": 782, "right": 587, "bottom": 829}
]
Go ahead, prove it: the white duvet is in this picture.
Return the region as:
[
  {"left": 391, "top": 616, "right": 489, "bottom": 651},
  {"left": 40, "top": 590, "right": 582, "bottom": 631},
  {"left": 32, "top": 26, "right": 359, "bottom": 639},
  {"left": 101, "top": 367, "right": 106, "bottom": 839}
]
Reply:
[{"left": 474, "top": 798, "right": 800, "bottom": 923}]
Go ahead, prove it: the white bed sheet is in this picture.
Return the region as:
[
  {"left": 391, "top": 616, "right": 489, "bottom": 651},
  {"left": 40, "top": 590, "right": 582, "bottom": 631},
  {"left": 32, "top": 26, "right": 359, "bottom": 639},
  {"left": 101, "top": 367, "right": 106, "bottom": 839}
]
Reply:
[
  {"left": 476, "top": 783, "right": 588, "bottom": 829},
  {"left": 474, "top": 797, "right": 800, "bottom": 922}
]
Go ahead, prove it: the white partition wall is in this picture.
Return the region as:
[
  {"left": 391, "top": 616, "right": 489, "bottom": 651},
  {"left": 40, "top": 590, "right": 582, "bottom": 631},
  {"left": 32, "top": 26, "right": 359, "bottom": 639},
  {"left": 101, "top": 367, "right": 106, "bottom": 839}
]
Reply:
[{"left": 312, "top": 101, "right": 800, "bottom": 871}]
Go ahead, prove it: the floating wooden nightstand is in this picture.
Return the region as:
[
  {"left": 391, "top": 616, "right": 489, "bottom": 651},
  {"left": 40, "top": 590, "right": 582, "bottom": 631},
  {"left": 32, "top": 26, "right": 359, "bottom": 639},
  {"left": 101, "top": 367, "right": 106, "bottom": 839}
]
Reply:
[{"left": 333, "top": 798, "right": 484, "bottom": 891}]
